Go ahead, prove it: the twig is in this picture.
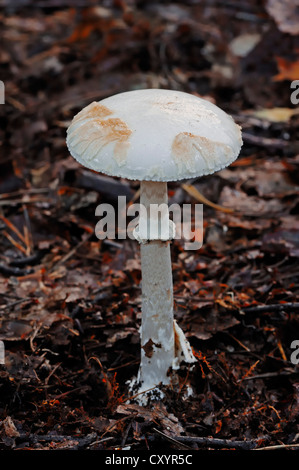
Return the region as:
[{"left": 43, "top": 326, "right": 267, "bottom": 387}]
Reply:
[
  {"left": 0, "top": 263, "right": 33, "bottom": 277},
  {"left": 2, "top": 230, "right": 27, "bottom": 255},
  {"left": 240, "top": 369, "right": 297, "bottom": 381},
  {"left": 0, "top": 188, "right": 51, "bottom": 200},
  {"left": 22, "top": 204, "right": 33, "bottom": 255},
  {"left": 0, "top": 214, "right": 27, "bottom": 245},
  {"left": 16, "top": 431, "right": 97, "bottom": 449},
  {"left": 49, "top": 232, "right": 93, "bottom": 272},
  {"left": 242, "top": 132, "right": 288, "bottom": 149},
  {"left": 0, "top": 297, "right": 34, "bottom": 310},
  {"left": 174, "top": 294, "right": 214, "bottom": 302},
  {"left": 53, "top": 386, "right": 90, "bottom": 400},
  {"left": 242, "top": 303, "right": 299, "bottom": 314},
  {"left": 238, "top": 360, "right": 260, "bottom": 383},
  {"left": 121, "top": 421, "right": 132, "bottom": 448},
  {"left": 227, "top": 332, "right": 251, "bottom": 352},
  {"left": 44, "top": 363, "right": 62, "bottom": 386},
  {"left": 107, "top": 359, "right": 139, "bottom": 372},
  {"left": 256, "top": 443, "right": 299, "bottom": 451},
  {"left": 100, "top": 415, "right": 133, "bottom": 440},
  {"left": 125, "top": 386, "right": 159, "bottom": 403},
  {"left": 0, "top": 197, "right": 51, "bottom": 207},
  {"left": 152, "top": 428, "right": 258, "bottom": 450},
  {"left": 152, "top": 428, "right": 194, "bottom": 450},
  {"left": 9, "top": 253, "right": 41, "bottom": 267}
]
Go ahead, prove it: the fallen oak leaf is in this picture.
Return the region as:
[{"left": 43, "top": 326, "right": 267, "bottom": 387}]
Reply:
[{"left": 273, "top": 56, "right": 299, "bottom": 82}]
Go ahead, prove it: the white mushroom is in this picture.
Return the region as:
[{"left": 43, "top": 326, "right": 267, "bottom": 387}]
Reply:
[{"left": 66, "top": 88, "right": 242, "bottom": 403}]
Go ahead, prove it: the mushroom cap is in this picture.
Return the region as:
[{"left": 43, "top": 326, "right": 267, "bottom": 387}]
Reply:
[{"left": 66, "top": 89, "right": 242, "bottom": 182}]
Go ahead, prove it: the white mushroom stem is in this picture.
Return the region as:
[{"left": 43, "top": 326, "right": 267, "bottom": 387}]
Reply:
[{"left": 133, "top": 181, "right": 196, "bottom": 395}]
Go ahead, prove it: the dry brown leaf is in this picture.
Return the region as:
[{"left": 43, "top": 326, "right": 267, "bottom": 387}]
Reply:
[
  {"left": 1, "top": 417, "right": 20, "bottom": 438},
  {"left": 219, "top": 187, "right": 285, "bottom": 215},
  {"left": 273, "top": 57, "right": 299, "bottom": 82},
  {"left": 266, "top": 0, "right": 299, "bottom": 35},
  {"left": 245, "top": 107, "right": 299, "bottom": 123}
]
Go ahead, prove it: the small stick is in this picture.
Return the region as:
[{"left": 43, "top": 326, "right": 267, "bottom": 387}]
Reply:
[
  {"left": 107, "top": 359, "right": 139, "bottom": 372},
  {"left": 0, "top": 214, "right": 27, "bottom": 245},
  {"left": 227, "top": 332, "right": 251, "bottom": 352},
  {"left": 240, "top": 369, "right": 296, "bottom": 381},
  {"left": 152, "top": 428, "right": 257, "bottom": 450},
  {"left": 242, "top": 303, "right": 299, "bottom": 314},
  {"left": 9, "top": 253, "right": 40, "bottom": 266},
  {"left": 0, "top": 263, "right": 31, "bottom": 277},
  {"left": 22, "top": 204, "right": 33, "bottom": 256},
  {"left": 0, "top": 297, "right": 34, "bottom": 310},
  {"left": 2, "top": 230, "right": 27, "bottom": 255},
  {"left": 0, "top": 188, "right": 50, "bottom": 200},
  {"left": 152, "top": 428, "right": 194, "bottom": 450},
  {"left": 0, "top": 196, "right": 50, "bottom": 207},
  {"left": 242, "top": 132, "right": 288, "bottom": 149},
  {"left": 49, "top": 232, "right": 93, "bottom": 272},
  {"left": 256, "top": 443, "right": 299, "bottom": 451},
  {"left": 121, "top": 421, "right": 132, "bottom": 448}
]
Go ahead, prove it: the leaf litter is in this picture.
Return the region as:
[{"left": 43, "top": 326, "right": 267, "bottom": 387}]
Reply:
[{"left": 0, "top": 0, "right": 298, "bottom": 451}]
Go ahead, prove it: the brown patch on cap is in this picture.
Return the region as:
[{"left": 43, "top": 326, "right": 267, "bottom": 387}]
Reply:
[
  {"left": 172, "top": 132, "right": 231, "bottom": 173},
  {"left": 142, "top": 339, "right": 162, "bottom": 358},
  {"left": 67, "top": 117, "right": 132, "bottom": 165},
  {"left": 73, "top": 102, "right": 113, "bottom": 124}
]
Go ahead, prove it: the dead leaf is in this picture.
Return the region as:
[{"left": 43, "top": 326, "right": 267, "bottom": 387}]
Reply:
[
  {"left": 229, "top": 33, "right": 261, "bottom": 57},
  {"left": 241, "top": 169, "right": 299, "bottom": 198},
  {"left": 266, "top": 0, "right": 299, "bottom": 35},
  {"left": 106, "top": 328, "right": 136, "bottom": 347},
  {"left": 274, "top": 57, "right": 299, "bottom": 82},
  {"left": 0, "top": 320, "right": 33, "bottom": 341},
  {"left": 245, "top": 107, "right": 299, "bottom": 123},
  {"left": 218, "top": 214, "right": 272, "bottom": 230},
  {"left": 190, "top": 309, "right": 240, "bottom": 341},
  {"left": 152, "top": 403, "right": 185, "bottom": 437},
  {"left": 116, "top": 403, "right": 153, "bottom": 421},
  {"left": 1, "top": 417, "right": 20, "bottom": 438},
  {"left": 218, "top": 187, "right": 284, "bottom": 215},
  {"left": 262, "top": 230, "right": 299, "bottom": 257}
]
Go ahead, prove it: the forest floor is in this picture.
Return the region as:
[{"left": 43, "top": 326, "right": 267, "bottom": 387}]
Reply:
[{"left": 0, "top": 0, "right": 298, "bottom": 451}]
